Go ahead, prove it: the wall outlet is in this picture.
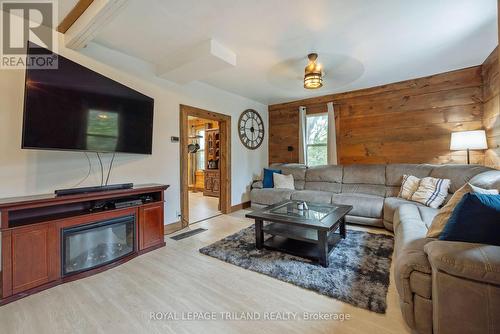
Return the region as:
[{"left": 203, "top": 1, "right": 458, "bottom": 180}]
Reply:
[{"left": 176, "top": 210, "right": 181, "bottom": 218}]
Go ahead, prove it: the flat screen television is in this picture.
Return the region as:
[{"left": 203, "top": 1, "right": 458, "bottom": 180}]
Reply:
[{"left": 22, "top": 42, "right": 154, "bottom": 154}]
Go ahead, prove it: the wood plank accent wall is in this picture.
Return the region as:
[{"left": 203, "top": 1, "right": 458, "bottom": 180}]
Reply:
[
  {"left": 483, "top": 46, "right": 500, "bottom": 169},
  {"left": 268, "top": 66, "right": 485, "bottom": 165}
]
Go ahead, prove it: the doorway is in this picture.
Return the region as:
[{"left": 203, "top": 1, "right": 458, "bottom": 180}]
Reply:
[
  {"left": 180, "top": 105, "right": 231, "bottom": 228},
  {"left": 187, "top": 116, "right": 220, "bottom": 223}
]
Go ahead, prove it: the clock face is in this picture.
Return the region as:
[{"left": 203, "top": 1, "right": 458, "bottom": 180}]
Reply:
[{"left": 238, "top": 109, "right": 264, "bottom": 150}]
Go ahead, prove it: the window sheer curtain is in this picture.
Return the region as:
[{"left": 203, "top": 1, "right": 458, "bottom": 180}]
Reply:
[
  {"left": 298, "top": 106, "right": 307, "bottom": 164},
  {"left": 299, "top": 103, "right": 337, "bottom": 165},
  {"left": 327, "top": 102, "right": 338, "bottom": 165}
]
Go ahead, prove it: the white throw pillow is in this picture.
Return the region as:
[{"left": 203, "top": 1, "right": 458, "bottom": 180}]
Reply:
[
  {"left": 411, "top": 177, "right": 451, "bottom": 209},
  {"left": 273, "top": 173, "right": 295, "bottom": 190},
  {"left": 398, "top": 175, "right": 421, "bottom": 200},
  {"left": 427, "top": 183, "right": 499, "bottom": 238}
]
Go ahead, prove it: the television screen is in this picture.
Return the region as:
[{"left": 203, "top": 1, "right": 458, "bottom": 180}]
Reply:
[{"left": 22, "top": 43, "right": 154, "bottom": 154}]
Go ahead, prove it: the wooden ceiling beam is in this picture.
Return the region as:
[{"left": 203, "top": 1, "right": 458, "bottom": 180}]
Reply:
[
  {"left": 63, "top": 0, "right": 130, "bottom": 50},
  {"left": 57, "top": 0, "right": 94, "bottom": 33}
]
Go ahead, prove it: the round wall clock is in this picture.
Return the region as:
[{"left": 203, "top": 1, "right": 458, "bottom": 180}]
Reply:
[{"left": 238, "top": 109, "right": 264, "bottom": 150}]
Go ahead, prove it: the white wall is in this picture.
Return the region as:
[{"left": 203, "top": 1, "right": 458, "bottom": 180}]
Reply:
[{"left": 0, "top": 34, "right": 268, "bottom": 224}]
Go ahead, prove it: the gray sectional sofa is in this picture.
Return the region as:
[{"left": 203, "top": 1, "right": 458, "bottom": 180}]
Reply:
[{"left": 250, "top": 163, "right": 500, "bottom": 334}]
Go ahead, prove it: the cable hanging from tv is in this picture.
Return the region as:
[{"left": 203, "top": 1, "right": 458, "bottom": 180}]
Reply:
[{"left": 96, "top": 152, "right": 117, "bottom": 187}]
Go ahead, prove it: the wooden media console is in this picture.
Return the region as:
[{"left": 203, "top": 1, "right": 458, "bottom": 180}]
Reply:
[{"left": 0, "top": 184, "right": 169, "bottom": 305}]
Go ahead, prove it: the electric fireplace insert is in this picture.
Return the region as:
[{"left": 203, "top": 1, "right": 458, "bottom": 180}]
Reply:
[{"left": 62, "top": 215, "right": 136, "bottom": 276}]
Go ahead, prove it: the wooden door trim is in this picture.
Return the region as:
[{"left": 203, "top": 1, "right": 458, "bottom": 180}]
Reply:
[{"left": 180, "top": 105, "right": 231, "bottom": 227}]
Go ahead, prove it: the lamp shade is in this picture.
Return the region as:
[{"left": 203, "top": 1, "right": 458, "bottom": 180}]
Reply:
[{"left": 450, "top": 130, "right": 488, "bottom": 150}]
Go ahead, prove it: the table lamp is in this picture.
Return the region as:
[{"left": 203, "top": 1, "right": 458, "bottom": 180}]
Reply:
[{"left": 450, "top": 130, "right": 487, "bottom": 164}]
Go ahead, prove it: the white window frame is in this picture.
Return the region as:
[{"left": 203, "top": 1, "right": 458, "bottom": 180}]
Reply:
[{"left": 305, "top": 112, "right": 328, "bottom": 166}]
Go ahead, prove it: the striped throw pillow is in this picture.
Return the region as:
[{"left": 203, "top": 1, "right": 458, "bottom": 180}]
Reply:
[
  {"left": 411, "top": 177, "right": 451, "bottom": 209},
  {"left": 398, "top": 174, "right": 421, "bottom": 200}
]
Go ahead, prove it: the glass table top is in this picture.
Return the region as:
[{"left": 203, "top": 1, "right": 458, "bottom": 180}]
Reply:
[{"left": 266, "top": 201, "right": 339, "bottom": 221}]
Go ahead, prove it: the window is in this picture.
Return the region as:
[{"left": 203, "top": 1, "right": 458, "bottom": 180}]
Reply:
[
  {"left": 86, "top": 110, "right": 119, "bottom": 152},
  {"left": 196, "top": 129, "right": 205, "bottom": 170},
  {"left": 305, "top": 113, "right": 328, "bottom": 166}
]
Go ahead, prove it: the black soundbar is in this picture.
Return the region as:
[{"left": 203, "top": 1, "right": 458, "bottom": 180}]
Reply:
[{"left": 55, "top": 183, "right": 134, "bottom": 196}]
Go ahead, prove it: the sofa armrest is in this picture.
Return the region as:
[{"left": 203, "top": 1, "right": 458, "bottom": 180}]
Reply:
[
  {"left": 251, "top": 180, "right": 263, "bottom": 189},
  {"left": 424, "top": 241, "right": 500, "bottom": 285},
  {"left": 394, "top": 239, "right": 433, "bottom": 302}
]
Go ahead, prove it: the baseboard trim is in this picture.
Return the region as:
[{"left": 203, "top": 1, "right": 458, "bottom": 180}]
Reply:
[
  {"left": 231, "top": 201, "right": 251, "bottom": 212},
  {"left": 164, "top": 221, "right": 183, "bottom": 235}
]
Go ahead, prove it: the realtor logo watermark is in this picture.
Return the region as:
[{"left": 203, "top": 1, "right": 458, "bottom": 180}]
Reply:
[{"left": 1, "top": 0, "right": 58, "bottom": 69}]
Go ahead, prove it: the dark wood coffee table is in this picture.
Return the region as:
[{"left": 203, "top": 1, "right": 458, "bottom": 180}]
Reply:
[{"left": 246, "top": 200, "right": 352, "bottom": 267}]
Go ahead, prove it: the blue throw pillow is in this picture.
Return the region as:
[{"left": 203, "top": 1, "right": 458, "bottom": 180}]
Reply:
[
  {"left": 439, "top": 193, "right": 500, "bottom": 246},
  {"left": 262, "top": 168, "right": 281, "bottom": 188}
]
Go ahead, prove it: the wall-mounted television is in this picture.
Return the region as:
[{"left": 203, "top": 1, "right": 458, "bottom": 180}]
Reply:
[{"left": 22, "top": 42, "right": 154, "bottom": 154}]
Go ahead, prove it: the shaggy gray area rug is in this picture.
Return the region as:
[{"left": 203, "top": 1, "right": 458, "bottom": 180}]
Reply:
[{"left": 199, "top": 226, "right": 394, "bottom": 313}]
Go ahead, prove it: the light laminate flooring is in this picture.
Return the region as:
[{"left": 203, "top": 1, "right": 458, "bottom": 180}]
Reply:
[
  {"left": 0, "top": 210, "right": 410, "bottom": 334},
  {"left": 189, "top": 191, "right": 220, "bottom": 223}
]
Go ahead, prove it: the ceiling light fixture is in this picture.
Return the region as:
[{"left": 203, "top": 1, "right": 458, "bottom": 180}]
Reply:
[{"left": 304, "top": 53, "right": 323, "bottom": 89}]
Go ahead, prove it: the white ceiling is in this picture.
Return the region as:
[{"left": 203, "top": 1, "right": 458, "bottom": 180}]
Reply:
[
  {"left": 64, "top": 0, "right": 497, "bottom": 105},
  {"left": 58, "top": 0, "right": 79, "bottom": 24}
]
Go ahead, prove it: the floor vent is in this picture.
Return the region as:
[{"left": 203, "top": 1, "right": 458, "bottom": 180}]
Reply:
[{"left": 170, "top": 228, "right": 207, "bottom": 240}]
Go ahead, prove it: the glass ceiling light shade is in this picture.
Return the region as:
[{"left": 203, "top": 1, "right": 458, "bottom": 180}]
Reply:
[{"left": 304, "top": 53, "right": 323, "bottom": 89}]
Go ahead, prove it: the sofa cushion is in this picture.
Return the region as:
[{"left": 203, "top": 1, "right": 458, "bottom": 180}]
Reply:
[
  {"left": 294, "top": 181, "right": 305, "bottom": 190},
  {"left": 331, "top": 193, "right": 384, "bottom": 218},
  {"left": 250, "top": 188, "right": 294, "bottom": 206},
  {"left": 429, "top": 164, "right": 492, "bottom": 193},
  {"left": 342, "top": 164, "right": 386, "bottom": 185},
  {"left": 291, "top": 190, "right": 333, "bottom": 204},
  {"left": 386, "top": 186, "right": 400, "bottom": 198},
  {"left": 394, "top": 223, "right": 432, "bottom": 273},
  {"left": 417, "top": 206, "right": 439, "bottom": 228},
  {"left": 393, "top": 203, "right": 438, "bottom": 231},
  {"left": 304, "top": 165, "right": 343, "bottom": 193},
  {"left": 385, "top": 164, "right": 434, "bottom": 186},
  {"left": 384, "top": 197, "right": 425, "bottom": 224},
  {"left": 469, "top": 170, "right": 500, "bottom": 191},
  {"left": 341, "top": 183, "right": 387, "bottom": 197},
  {"left": 394, "top": 204, "right": 427, "bottom": 234},
  {"left": 274, "top": 163, "right": 307, "bottom": 180},
  {"left": 424, "top": 240, "right": 500, "bottom": 285},
  {"left": 304, "top": 182, "right": 342, "bottom": 193},
  {"left": 306, "top": 165, "right": 343, "bottom": 183},
  {"left": 345, "top": 215, "right": 384, "bottom": 227},
  {"left": 270, "top": 163, "right": 307, "bottom": 190}
]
